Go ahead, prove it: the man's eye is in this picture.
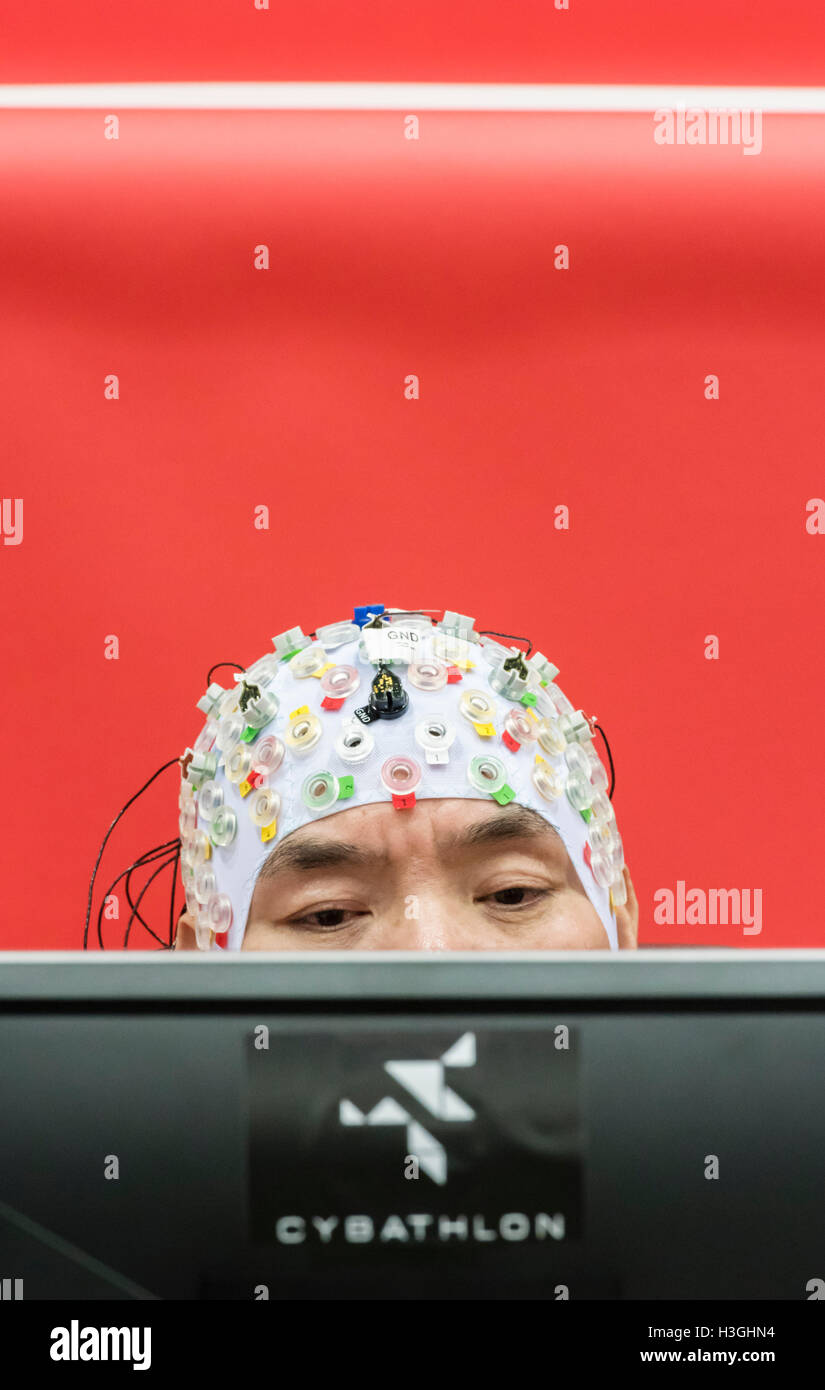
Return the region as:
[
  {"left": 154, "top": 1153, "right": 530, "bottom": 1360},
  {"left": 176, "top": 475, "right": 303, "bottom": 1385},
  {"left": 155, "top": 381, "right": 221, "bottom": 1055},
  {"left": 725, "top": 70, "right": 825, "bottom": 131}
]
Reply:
[
  {"left": 481, "top": 887, "right": 551, "bottom": 908},
  {"left": 292, "top": 907, "right": 363, "bottom": 930}
]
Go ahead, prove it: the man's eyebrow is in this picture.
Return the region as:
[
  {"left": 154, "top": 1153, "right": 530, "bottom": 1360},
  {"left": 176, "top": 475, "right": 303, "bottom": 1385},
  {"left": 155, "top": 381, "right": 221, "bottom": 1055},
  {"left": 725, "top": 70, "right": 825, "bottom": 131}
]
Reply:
[
  {"left": 442, "top": 805, "right": 563, "bottom": 854},
  {"left": 256, "top": 838, "right": 387, "bottom": 881},
  {"left": 256, "top": 805, "right": 560, "bottom": 882}
]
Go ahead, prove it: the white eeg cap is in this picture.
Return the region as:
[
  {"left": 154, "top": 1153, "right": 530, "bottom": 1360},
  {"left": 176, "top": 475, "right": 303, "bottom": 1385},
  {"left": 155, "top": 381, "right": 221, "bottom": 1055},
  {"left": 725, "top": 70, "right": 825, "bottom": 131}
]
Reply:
[{"left": 178, "top": 607, "right": 626, "bottom": 950}]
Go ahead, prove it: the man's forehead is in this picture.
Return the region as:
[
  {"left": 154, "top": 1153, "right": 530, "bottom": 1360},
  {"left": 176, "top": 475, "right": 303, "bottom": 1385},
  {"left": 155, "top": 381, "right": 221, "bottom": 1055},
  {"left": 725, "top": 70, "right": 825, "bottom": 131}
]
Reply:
[{"left": 255, "top": 798, "right": 564, "bottom": 882}]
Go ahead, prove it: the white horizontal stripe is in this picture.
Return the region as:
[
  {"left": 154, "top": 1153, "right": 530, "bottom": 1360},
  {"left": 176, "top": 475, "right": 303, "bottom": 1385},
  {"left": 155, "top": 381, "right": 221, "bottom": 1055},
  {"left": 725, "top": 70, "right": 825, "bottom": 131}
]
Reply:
[{"left": 0, "top": 81, "right": 823, "bottom": 112}]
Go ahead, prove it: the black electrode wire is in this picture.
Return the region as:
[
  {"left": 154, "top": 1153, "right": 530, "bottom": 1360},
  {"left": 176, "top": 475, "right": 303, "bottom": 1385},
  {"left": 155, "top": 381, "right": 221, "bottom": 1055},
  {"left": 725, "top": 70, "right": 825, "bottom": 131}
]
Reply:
[
  {"left": 594, "top": 723, "right": 615, "bottom": 800},
  {"left": 376, "top": 609, "right": 441, "bottom": 621},
  {"left": 84, "top": 759, "right": 182, "bottom": 949},
  {"left": 123, "top": 848, "right": 178, "bottom": 951},
  {"left": 477, "top": 629, "right": 534, "bottom": 657},
  {"left": 103, "top": 840, "right": 176, "bottom": 950},
  {"left": 206, "top": 661, "right": 246, "bottom": 686},
  {"left": 94, "top": 839, "right": 179, "bottom": 950},
  {"left": 168, "top": 842, "right": 181, "bottom": 948},
  {"left": 123, "top": 849, "right": 180, "bottom": 949}
]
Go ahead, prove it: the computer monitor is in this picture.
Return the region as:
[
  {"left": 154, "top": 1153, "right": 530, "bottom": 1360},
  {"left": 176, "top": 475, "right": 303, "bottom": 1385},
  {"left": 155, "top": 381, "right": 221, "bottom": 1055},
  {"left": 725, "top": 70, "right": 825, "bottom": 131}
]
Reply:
[{"left": 0, "top": 950, "right": 823, "bottom": 1300}]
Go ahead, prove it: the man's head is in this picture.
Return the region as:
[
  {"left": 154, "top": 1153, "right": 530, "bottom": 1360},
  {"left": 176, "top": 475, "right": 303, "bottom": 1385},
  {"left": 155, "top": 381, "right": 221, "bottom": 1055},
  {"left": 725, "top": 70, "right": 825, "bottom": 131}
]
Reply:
[
  {"left": 176, "top": 607, "right": 633, "bottom": 951},
  {"left": 175, "top": 796, "right": 638, "bottom": 950}
]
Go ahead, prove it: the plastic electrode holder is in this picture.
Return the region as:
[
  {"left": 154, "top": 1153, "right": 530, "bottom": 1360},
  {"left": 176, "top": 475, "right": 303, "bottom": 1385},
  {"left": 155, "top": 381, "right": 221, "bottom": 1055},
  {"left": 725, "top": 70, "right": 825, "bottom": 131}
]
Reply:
[
  {"left": 210, "top": 806, "right": 238, "bottom": 848},
  {"left": 301, "top": 770, "right": 339, "bottom": 813},
  {"left": 335, "top": 722, "right": 375, "bottom": 765},
  {"left": 408, "top": 657, "right": 448, "bottom": 691},
  {"left": 194, "top": 864, "right": 217, "bottom": 903},
  {"left": 460, "top": 689, "right": 496, "bottom": 726},
  {"left": 284, "top": 711, "right": 322, "bottom": 755},
  {"left": 250, "top": 735, "right": 285, "bottom": 778},
  {"left": 467, "top": 753, "right": 507, "bottom": 797},
  {"left": 320, "top": 665, "right": 360, "bottom": 703},
  {"left": 249, "top": 788, "right": 281, "bottom": 827},
  {"left": 204, "top": 892, "right": 233, "bottom": 933},
  {"left": 226, "top": 746, "right": 252, "bottom": 784},
  {"left": 532, "top": 760, "right": 563, "bottom": 801},
  {"left": 242, "top": 690, "right": 280, "bottom": 729},
  {"left": 193, "top": 718, "right": 219, "bottom": 754},
  {"left": 480, "top": 636, "right": 511, "bottom": 666},
  {"left": 196, "top": 682, "right": 224, "bottom": 717},
  {"left": 244, "top": 654, "right": 280, "bottom": 688},
  {"left": 502, "top": 708, "right": 539, "bottom": 751},
  {"left": 289, "top": 645, "right": 329, "bottom": 679},
  {"left": 381, "top": 755, "right": 421, "bottom": 809},
  {"left": 414, "top": 715, "right": 456, "bottom": 764},
  {"left": 315, "top": 620, "right": 360, "bottom": 648},
  {"left": 216, "top": 713, "right": 245, "bottom": 753}
]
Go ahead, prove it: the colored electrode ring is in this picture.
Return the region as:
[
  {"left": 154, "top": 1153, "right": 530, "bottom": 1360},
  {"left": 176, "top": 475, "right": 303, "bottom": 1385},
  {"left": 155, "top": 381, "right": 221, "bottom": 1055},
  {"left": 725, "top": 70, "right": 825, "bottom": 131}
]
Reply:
[
  {"left": 226, "top": 746, "right": 252, "bottom": 785},
  {"left": 532, "top": 757, "right": 563, "bottom": 801},
  {"left": 467, "top": 754, "right": 515, "bottom": 806},
  {"left": 408, "top": 656, "right": 448, "bottom": 691},
  {"left": 502, "top": 708, "right": 539, "bottom": 753},
  {"left": 250, "top": 734, "right": 285, "bottom": 779},
  {"left": 289, "top": 644, "right": 329, "bottom": 679},
  {"left": 414, "top": 715, "right": 456, "bottom": 764},
  {"left": 381, "top": 755, "right": 421, "bottom": 809},
  {"left": 536, "top": 716, "right": 566, "bottom": 755},
  {"left": 249, "top": 788, "right": 281, "bottom": 828},
  {"left": 284, "top": 709, "right": 323, "bottom": 754},
  {"left": 320, "top": 664, "right": 360, "bottom": 710},
  {"left": 459, "top": 688, "right": 496, "bottom": 736},
  {"left": 300, "top": 770, "right": 355, "bottom": 814}
]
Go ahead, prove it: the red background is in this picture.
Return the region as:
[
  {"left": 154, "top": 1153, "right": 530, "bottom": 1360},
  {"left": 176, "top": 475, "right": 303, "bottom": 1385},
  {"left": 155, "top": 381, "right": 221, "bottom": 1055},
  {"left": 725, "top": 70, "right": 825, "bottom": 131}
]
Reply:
[{"left": 1, "top": 6, "right": 824, "bottom": 949}]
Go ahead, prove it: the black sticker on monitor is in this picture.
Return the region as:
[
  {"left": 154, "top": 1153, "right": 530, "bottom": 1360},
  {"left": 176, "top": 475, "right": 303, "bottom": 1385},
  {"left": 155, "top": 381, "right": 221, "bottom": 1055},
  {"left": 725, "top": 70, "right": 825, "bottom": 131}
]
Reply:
[{"left": 247, "top": 1021, "right": 583, "bottom": 1264}]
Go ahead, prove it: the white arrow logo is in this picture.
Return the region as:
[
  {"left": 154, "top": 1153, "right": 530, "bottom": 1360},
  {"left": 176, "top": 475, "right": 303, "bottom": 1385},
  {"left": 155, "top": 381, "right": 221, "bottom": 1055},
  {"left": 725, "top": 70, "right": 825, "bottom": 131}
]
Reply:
[{"left": 339, "top": 1032, "right": 477, "bottom": 1185}]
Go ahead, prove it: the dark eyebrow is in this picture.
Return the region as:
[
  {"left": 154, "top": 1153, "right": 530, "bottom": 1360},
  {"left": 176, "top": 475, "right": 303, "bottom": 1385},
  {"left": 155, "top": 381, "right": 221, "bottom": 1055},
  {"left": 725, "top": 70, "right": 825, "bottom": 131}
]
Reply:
[
  {"left": 255, "top": 804, "right": 560, "bottom": 882},
  {"left": 256, "top": 838, "right": 385, "bottom": 881},
  {"left": 442, "top": 804, "right": 563, "bottom": 854}
]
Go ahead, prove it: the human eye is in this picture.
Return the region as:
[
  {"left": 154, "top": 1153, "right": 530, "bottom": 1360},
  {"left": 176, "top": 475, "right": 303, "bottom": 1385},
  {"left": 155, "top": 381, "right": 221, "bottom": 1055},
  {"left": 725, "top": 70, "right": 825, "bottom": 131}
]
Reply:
[
  {"left": 288, "top": 904, "right": 368, "bottom": 932},
  {"left": 477, "top": 885, "right": 553, "bottom": 910}
]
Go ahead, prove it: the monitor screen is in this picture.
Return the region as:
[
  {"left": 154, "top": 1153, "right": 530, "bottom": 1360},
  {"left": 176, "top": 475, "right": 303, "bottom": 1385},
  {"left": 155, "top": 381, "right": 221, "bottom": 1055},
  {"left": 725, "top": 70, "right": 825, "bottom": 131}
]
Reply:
[{"left": 0, "top": 950, "right": 822, "bottom": 1300}]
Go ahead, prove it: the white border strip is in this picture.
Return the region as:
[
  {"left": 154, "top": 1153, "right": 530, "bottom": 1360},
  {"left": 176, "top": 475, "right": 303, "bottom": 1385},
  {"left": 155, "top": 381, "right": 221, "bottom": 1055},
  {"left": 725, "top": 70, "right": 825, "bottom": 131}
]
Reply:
[{"left": 0, "top": 82, "right": 823, "bottom": 112}]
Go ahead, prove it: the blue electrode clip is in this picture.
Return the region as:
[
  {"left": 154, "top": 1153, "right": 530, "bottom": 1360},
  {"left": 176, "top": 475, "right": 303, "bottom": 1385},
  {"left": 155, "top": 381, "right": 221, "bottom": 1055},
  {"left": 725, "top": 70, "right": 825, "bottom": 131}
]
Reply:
[{"left": 353, "top": 604, "right": 385, "bottom": 628}]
